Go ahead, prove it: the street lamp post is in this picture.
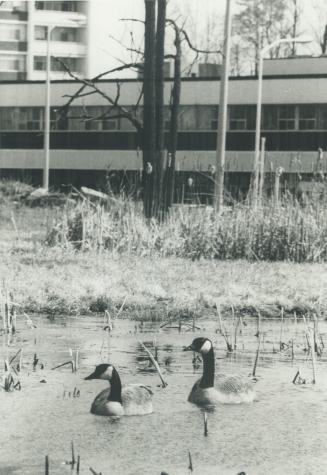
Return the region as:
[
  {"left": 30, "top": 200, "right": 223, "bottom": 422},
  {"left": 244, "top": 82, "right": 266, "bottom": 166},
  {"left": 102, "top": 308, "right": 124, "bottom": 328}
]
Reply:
[
  {"left": 43, "top": 24, "right": 53, "bottom": 191},
  {"left": 43, "top": 19, "right": 84, "bottom": 191},
  {"left": 252, "top": 36, "right": 312, "bottom": 208},
  {"left": 214, "top": 0, "right": 232, "bottom": 212}
]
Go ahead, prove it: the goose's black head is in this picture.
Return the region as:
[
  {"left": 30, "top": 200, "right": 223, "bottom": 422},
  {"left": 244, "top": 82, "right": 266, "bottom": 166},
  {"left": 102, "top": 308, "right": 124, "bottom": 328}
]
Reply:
[
  {"left": 85, "top": 363, "right": 114, "bottom": 381},
  {"left": 183, "top": 337, "right": 213, "bottom": 354}
]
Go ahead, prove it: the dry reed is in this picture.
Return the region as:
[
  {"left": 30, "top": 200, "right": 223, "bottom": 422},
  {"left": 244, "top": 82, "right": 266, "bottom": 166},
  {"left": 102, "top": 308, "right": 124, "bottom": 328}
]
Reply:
[{"left": 46, "top": 196, "right": 327, "bottom": 263}]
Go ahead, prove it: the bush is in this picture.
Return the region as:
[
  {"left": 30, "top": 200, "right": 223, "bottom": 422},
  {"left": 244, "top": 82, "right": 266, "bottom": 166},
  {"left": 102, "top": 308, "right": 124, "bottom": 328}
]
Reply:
[{"left": 0, "top": 179, "right": 34, "bottom": 199}]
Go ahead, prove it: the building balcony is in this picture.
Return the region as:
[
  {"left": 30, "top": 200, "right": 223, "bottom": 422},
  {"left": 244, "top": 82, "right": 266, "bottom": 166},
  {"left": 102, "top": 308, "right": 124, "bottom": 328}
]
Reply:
[
  {"left": 33, "top": 40, "right": 86, "bottom": 57},
  {"left": 0, "top": 41, "right": 27, "bottom": 52},
  {"left": 33, "top": 9, "right": 86, "bottom": 28},
  {"left": 0, "top": 9, "right": 28, "bottom": 21}
]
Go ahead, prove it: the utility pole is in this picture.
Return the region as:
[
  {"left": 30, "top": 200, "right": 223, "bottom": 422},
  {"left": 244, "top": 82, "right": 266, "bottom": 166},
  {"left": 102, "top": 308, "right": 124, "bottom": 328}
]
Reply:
[
  {"left": 214, "top": 0, "right": 232, "bottom": 212},
  {"left": 43, "top": 25, "right": 52, "bottom": 190},
  {"left": 143, "top": 0, "right": 156, "bottom": 218}
]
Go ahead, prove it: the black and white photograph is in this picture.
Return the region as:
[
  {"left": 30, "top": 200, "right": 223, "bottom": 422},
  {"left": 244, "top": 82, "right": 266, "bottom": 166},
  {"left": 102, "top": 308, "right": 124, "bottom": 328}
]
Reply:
[{"left": 1, "top": 0, "right": 327, "bottom": 473}]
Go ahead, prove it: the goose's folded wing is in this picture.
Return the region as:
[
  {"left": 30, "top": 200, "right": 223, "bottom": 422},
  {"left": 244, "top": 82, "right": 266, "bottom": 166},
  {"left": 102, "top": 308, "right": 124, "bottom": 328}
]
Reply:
[
  {"left": 122, "top": 384, "right": 153, "bottom": 405},
  {"left": 216, "top": 374, "right": 254, "bottom": 394}
]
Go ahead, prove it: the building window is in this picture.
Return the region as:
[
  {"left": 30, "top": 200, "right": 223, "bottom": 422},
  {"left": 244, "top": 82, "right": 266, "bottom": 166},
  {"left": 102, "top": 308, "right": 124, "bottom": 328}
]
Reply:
[
  {"left": 102, "top": 119, "right": 117, "bottom": 130},
  {"left": 51, "top": 28, "right": 78, "bottom": 42},
  {"left": 85, "top": 119, "right": 117, "bottom": 131},
  {"left": 35, "top": 1, "right": 79, "bottom": 12},
  {"left": 35, "top": 26, "right": 47, "bottom": 40},
  {"left": 51, "top": 56, "right": 81, "bottom": 72},
  {"left": 299, "top": 105, "right": 316, "bottom": 130},
  {"left": 0, "top": 55, "right": 25, "bottom": 71},
  {"left": 33, "top": 56, "right": 46, "bottom": 70},
  {"left": 0, "top": 24, "right": 26, "bottom": 41},
  {"left": 318, "top": 105, "right": 327, "bottom": 130},
  {"left": 278, "top": 105, "right": 296, "bottom": 130},
  {"left": 229, "top": 105, "right": 255, "bottom": 130},
  {"left": 262, "top": 105, "right": 278, "bottom": 130},
  {"left": 33, "top": 56, "right": 82, "bottom": 73},
  {"left": 211, "top": 105, "right": 218, "bottom": 130},
  {"left": 18, "top": 107, "right": 42, "bottom": 130}
]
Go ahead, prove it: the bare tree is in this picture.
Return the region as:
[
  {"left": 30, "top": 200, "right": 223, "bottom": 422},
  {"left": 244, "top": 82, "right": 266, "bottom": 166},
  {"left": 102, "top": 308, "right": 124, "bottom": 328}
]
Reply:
[
  {"left": 290, "top": 0, "right": 301, "bottom": 55},
  {"left": 56, "top": 1, "right": 219, "bottom": 218},
  {"left": 233, "top": 0, "right": 293, "bottom": 74},
  {"left": 310, "top": 0, "right": 327, "bottom": 54}
]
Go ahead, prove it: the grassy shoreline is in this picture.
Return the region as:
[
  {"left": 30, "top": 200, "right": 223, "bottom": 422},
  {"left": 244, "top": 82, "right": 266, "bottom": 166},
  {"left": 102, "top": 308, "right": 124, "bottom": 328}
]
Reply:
[
  {"left": 1, "top": 189, "right": 327, "bottom": 319},
  {"left": 1, "top": 248, "right": 327, "bottom": 319}
]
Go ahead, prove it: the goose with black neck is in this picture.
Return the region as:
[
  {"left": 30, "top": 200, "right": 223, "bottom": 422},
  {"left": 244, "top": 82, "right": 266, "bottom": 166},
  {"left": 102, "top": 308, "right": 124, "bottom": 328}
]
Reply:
[
  {"left": 184, "top": 337, "right": 255, "bottom": 405},
  {"left": 85, "top": 364, "right": 153, "bottom": 416}
]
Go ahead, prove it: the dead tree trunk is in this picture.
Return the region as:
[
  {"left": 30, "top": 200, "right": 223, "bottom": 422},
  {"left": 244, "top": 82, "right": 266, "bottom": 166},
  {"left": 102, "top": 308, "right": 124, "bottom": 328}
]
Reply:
[
  {"left": 143, "top": 0, "right": 156, "bottom": 218},
  {"left": 154, "top": 0, "right": 166, "bottom": 218},
  {"left": 166, "top": 25, "right": 181, "bottom": 210}
]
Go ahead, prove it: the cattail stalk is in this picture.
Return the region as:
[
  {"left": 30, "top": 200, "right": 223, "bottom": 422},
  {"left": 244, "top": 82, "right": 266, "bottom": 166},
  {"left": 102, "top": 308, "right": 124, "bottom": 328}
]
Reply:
[
  {"left": 139, "top": 341, "right": 167, "bottom": 387},
  {"left": 309, "top": 329, "right": 317, "bottom": 384},
  {"left": 279, "top": 307, "right": 284, "bottom": 350},
  {"left": 252, "top": 335, "right": 261, "bottom": 377}
]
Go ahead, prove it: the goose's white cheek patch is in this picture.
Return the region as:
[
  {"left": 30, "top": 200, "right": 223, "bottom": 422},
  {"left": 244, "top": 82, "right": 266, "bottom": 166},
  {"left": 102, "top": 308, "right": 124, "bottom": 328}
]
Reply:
[
  {"left": 200, "top": 340, "right": 212, "bottom": 354},
  {"left": 100, "top": 366, "right": 113, "bottom": 380}
]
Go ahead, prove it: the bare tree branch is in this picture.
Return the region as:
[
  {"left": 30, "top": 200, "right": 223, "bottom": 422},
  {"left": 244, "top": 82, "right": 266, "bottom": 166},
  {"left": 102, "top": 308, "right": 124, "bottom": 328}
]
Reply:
[{"left": 53, "top": 57, "right": 143, "bottom": 132}]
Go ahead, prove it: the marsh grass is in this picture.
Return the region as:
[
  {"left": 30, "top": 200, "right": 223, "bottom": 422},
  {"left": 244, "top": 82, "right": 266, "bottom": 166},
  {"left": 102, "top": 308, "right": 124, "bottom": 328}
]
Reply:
[
  {"left": 1, "top": 184, "right": 327, "bottom": 318},
  {"left": 46, "top": 196, "right": 327, "bottom": 263}
]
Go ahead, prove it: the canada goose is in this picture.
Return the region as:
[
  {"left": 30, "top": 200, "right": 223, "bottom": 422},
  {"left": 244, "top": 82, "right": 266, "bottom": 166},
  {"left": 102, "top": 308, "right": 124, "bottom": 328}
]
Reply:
[
  {"left": 85, "top": 364, "right": 153, "bottom": 416},
  {"left": 184, "top": 337, "right": 255, "bottom": 405}
]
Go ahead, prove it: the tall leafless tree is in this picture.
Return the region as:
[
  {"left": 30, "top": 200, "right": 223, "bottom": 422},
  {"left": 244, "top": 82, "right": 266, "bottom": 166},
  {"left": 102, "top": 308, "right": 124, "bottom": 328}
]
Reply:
[{"left": 233, "top": 0, "right": 293, "bottom": 74}]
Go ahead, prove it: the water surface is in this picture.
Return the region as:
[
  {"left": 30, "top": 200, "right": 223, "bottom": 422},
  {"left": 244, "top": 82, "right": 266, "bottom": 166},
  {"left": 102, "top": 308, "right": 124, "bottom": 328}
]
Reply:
[{"left": 1, "top": 315, "right": 327, "bottom": 474}]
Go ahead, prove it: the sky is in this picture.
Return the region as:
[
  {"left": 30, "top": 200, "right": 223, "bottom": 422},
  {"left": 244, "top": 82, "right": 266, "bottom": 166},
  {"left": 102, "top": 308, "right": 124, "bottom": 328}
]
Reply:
[
  {"left": 86, "top": 0, "right": 321, "bottom": 78},
  {"left": 87, "top": 0, "right": 226, "bottom": 77}
]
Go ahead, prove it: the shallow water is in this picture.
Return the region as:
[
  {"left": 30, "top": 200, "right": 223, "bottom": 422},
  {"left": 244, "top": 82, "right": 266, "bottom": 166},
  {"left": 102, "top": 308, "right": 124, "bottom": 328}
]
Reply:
[{"left": 1, "top": 315, "right": 327, "bottom": 475}]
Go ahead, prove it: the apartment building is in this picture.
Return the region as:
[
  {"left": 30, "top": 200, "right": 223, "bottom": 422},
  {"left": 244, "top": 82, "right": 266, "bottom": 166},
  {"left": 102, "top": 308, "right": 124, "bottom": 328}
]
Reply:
[{"left": 0, "top": 0, "right": 89, "bottom": 81}]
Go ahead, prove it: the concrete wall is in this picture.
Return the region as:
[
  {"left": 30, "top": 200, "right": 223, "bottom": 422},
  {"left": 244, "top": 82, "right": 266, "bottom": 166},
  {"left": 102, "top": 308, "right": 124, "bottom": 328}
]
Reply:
[
  {"left": 0, "top": 75, "right": 326, "bottom": 107},
  {"left": 0, "top": 149, "right": 323, "bottom": 173}
]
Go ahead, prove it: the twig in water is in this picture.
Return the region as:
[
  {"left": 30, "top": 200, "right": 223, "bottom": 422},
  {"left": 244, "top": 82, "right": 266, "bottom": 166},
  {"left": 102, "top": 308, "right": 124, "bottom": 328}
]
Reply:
[
  {"left": 51, "top": 360, "right": 73, "bottom": 371},
  {"left": 292, "top": 370, "right": 300, "bottom": 384},
  {"left": 71, "top": 441, "right": 76, "bottom": 467},
  {"left": 188, "top": 450, "right": 193, "bottom": 473},
  {"left": 234, "top": 316, "right": 241, "bottom": 350},
  {"left": 77, "top": 455, "right": 80, "bottom": 474},
  {"left": 52, "top": 348, "right": 79, "bottom": 372},
  {"left": 45, "top": 455, "right": 49, "bottom": 475},
  {"left": 292, "top": 368, "right": 306, "bottom": 385},
  {"left": 89, "top": 468, "right": 102, "bottom": 475},
  {"left": 9, "top": 348, "right": 22, "bottom": 367},
  {"left": 279, "top": 307, "right": 284, "bottom": 351},
  {"left": 308, "top": 328, "right": 317, "bottom": 384},
  {"left": 203, "top": 411, "right": 208, "bottom": 437},
  {"left": 139, "top": 341, "right": 167, "bottom": 387},
  {"left": 255, "top": 308, "right": 261, "bottom": 338},
  {"left": 103, "top": 309, "right": 113, "bottom": 331},
  {"left": 33, "top": 353, "right": 39, "bottom": 370},
  {"left": 252, "top": 335, "right": 261, "bottom": 378},
  {"left": 116, "top": 295, "right": 128, "bottom": 319},
  {"left": 215, "top": 304, "right": 232, "bottom": 352}
]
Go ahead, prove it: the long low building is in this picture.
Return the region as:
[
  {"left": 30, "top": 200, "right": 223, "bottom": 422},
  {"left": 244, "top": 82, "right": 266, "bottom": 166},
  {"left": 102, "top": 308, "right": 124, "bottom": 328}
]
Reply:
[{"left": 0, "top": 56, "right": 326, "bottom": 195}]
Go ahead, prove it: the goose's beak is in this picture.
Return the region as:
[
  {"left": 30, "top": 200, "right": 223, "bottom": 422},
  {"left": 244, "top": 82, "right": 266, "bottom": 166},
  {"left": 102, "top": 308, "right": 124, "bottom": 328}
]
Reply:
[
  {"left": 183, "top": 344, "right": 193, "bottom": 352},
  {"left": 84, "top": 371, "right": 96, "bottom": 380}
]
